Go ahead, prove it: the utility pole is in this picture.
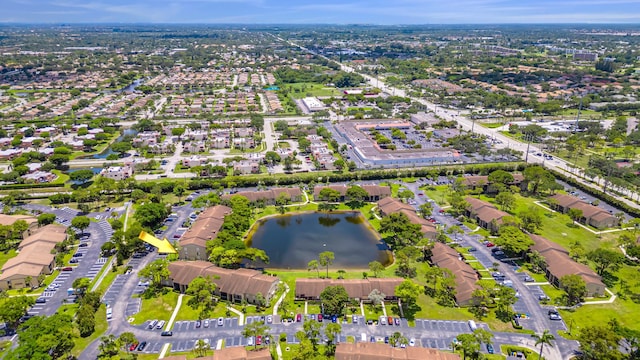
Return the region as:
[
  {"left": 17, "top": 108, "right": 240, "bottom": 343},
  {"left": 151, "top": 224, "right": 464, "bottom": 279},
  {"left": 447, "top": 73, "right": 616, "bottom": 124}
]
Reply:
[{"left": 524, "top": 133, "right": 532, "bottom": 163}]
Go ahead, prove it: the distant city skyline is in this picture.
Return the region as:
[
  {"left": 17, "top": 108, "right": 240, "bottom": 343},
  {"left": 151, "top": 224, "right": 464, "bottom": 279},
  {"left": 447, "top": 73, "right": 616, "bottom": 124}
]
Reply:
[{"left": 2, "top": 0, "right": 640, "bottom": 24}]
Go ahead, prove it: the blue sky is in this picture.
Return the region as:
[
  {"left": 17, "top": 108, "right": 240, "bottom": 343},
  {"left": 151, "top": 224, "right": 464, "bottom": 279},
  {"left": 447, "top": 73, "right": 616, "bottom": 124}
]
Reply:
[{"left": 2, "top": 0, "right": 640, "bottom": 24}]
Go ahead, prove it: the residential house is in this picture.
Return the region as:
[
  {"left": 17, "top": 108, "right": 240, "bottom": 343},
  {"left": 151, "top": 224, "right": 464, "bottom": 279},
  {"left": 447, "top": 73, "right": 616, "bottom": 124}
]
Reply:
[
  {"left": 179, "top": 205, "right": 232, "bottom": 261},
  {"left": 460, "top": 174, "right": 525, "bottom": 193},
  {"left": 184, "top": 141, "right": 207, "bottom": 154},
  {"left": 166, "top": 261, "right": 279, "bottom": 305},
  {"left": 314, "top": 185, "right": 391, "bottom": 202},
  {"left": 464, "top": 197, "right": 508, "bottom": 233},
  {"left": 376, "top": 197, "right": 437, "bottom": 239},
  {"left": 295, "top": 278, "right": 403, "bottom": 301},
  {"left": 549, "top": 194, "right": 618, "bottom": 229},
  {"left": 0, "top": 224, "right": 67, "bottom": 290},
  {"left": 0, "top": 214, "right": 39, "bottom": 235},
  {"left": 182, "top": 156, "right": 204, "bottom": 168},
  {"left": 233, "top": 160, "right": 260, "bottom": 175},
  {"left": 430, "top": 243, "right": 480, "bottom": 306},
  {"left": 22, "top": 171, "right": 56, "bottom": 183},
  {"left": 222, "top": 188, "right": 303, "bottom": 205},
  {"left": 335, "top": 342, "right": 461, "bottom": 360},
  {"left": 529, "top": 234, "right": 605, "bottom": 296},
  {"left": 100, "top": 166, "right": 133, "bottom": 181}
]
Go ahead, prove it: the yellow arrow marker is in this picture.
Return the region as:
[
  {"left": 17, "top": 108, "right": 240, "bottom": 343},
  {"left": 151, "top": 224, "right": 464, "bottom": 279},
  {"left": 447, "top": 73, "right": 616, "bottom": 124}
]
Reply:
[{"left": 139, "top": 231, "right": 178, "bottom": 254}]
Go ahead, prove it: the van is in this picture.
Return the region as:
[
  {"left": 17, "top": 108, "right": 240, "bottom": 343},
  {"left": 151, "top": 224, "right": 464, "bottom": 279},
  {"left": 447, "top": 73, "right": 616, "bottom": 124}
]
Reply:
[{"left": 468, "top": 320, "right": 477, "bottom": 331}]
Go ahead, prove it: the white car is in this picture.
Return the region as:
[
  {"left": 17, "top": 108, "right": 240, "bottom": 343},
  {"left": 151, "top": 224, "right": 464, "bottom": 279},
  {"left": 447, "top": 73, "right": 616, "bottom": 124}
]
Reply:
[{"left": 409, "top": 338, "right": 416, "bottom": 347}]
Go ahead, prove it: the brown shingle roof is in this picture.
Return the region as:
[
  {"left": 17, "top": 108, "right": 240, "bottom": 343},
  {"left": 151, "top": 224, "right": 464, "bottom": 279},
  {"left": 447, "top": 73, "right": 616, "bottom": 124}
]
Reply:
[
  {"left": 3, "top": 242, "right": 55, "bottom": 270},
  {"left": 0, "top": 262, "right": 44, "bottom": 281},
  {"left": 550, "top": 194, "right": 582, "bottom": 208},
  {"left": 0, "top": 214, "right": 37, "bottom": 226},
  {"left": 295, "top": 278, "right": 404, "bottom": 300},
  {"left": 180, "top": 205, "right": 232, "bottom": 248},
  {"left": 335, "top": 342, "right": 461, "bottom": 360},
  {"left": 314, "top": 185, "right": 390, "bottom": 200},
  {"left": 528, "top": 235, "right": 604, "bottom": 288},
  {"left": 430, "top": 243, "right": 479, "bottom": 305},
  {"left": 168, "top": 261, "right": 277, "bottom": 299},
  {"left": 221, "top": 188, "right": 302, "bottom": 203},
  {"left": 464, "top": 197, "right": 508, "bottom": 224},
  {"left": 377, "top": 198, "right": 414, "bottom": 216},
  {"left": 18, "top": 228, "right": 67, "bottom": 250}
]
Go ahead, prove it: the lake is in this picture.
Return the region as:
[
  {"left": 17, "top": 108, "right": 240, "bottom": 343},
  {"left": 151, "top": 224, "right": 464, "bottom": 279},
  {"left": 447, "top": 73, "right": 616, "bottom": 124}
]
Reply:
[{"left": 247, "top": 211, "right": 391, "bottom": 269}]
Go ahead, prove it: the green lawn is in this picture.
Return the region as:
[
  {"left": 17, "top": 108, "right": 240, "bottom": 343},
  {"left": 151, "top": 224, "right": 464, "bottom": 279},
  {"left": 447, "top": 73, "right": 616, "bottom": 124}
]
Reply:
[
  {"left": 174, "top": 297, "right": 235, "bottom": 322},
  {"left": 283, "top": 83, "right": 342, "bottom": 99},
  {"left": 420, "top": 185, "right": 451, "bottom": 206},
  {"left": 71, "top": 304, "right": 108, "bottom": 357},
  {"left": 130, "top": 291, "right": 179, "bottom": 325},
  {"left": 0, "top": 250, "right": 16, "bottom": 269},
  {"left": 480, "top": 122, "right": 506, "bottom": 129}
]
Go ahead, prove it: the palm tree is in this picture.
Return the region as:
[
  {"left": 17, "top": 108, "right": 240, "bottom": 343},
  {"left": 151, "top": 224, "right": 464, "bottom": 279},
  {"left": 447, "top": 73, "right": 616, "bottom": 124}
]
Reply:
[{"left": 531, "top": 330, "right": 555, "bottom": 360}]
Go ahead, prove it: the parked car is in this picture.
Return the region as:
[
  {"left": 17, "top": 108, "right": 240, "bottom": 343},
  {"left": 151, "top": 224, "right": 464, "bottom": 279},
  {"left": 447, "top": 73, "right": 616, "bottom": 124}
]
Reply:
[
  {"left": 352, "top": 315, "right": 358, "bottom": 324},
  {"left": 129, "top": 343, "right": 138, "bottom": 351},
  {"left": 331, "top": 315, "right": 337, "bottom": 323},
  {"left": 247, "top": 337, "right": 254, "bottom": 346},
  {"left": 218, "top": 317, "right": 224, "bottom": 326},
  {"left": 380, "top": 316, "right": 387, "bottom": 325},
  {"left": 72, "top": 253, "right": 83, "bottom": 257},
  {"left": 296, "top": 314, "right": 302, "bottom": 322},
  {"left": 266, "top": 315, "right": 273, "bottom": 324},
  {"left": 394, "top": 318, "right": 400, "bottom": 326},
  {"left": 409, "top": 338, "right": 416, "bottom": 347},
  {"left": 156, "top": 320, "right": 165, "bottom": 329},
  {"left": 62, "top": 267, "right": 73, "bottom": 271},
  {"left": 387, "top": 316, "right": 393, "bottom": 325},
  {"left": 485, "top": 242, "right": 495, "bottom": 247},
  {"left": 486, "top": 344, "right": 494, "bottom": 354},
  {"left": 137, "top": 342, "right": 147, "bottom": 351},
  {"left": 35, "top": 297, "right": 46, "bottom": 304},
  {"left": 256, "top": 336, "right": 262, "bottom": 346},
  {"left": 195, "top": 320, "right": 201, "bottom": 328},
  {"left": 69, "top": 258, "right": 79, "bottom": 263},
  {"left": 78, "top": 243, "right": 88, "bottom": 247},
  {"left": 148, "top": 320, "right": 158, "bottom": 329},
  {"left": 203, "top": 319, "right": 209, "bottom": 328},
  {"left": 161, "top": 331, "right": 173, "bottom": 336},
  {"left": 317, "top": 314, "right": 323, "bottom": 322}
]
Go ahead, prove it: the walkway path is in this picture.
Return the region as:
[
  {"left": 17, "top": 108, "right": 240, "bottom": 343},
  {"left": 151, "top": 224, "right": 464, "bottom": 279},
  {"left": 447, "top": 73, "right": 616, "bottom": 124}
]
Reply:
[
  {"left": 272, "top": 282, "right": 289, "bottom": 316},
  {"left": 227, "top": 306, "right": 244, "bottom": 326}
]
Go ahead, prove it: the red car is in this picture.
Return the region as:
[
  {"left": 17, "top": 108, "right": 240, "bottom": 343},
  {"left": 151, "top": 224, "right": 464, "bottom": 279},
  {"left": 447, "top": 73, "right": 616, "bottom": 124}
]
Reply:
[
  {"left": 317, "top": 314, "right": 323, "bottom": 322},
  {"left": 486, "top": 242, "right": 495, "bottom": 247},
  {"left": 296, "top": 314, "right": 302, "bottom": 322},
  {"left": 62, "top": 267, "right": 73, "bottom": 271},
  {"left": 256, "top": 335, "right": 262, "bottom": 346},
  {"left": 129, "top": 343, "right": 138, "bottom": 352}
]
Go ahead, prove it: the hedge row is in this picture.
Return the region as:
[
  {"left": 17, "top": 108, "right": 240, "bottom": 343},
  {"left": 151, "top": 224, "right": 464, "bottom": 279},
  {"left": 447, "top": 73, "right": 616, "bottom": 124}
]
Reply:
[
  {"left": 179, "top": 163, "right": 525, "bottom": 191},
  {"left": 0, "top": 182, "right": 65, "bottom": 190}
]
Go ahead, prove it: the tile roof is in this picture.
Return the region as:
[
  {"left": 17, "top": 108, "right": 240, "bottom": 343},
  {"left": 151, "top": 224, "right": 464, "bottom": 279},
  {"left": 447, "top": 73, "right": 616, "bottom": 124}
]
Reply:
[{"left": 295, "top": 278, "right": 403, "bottom": 299}]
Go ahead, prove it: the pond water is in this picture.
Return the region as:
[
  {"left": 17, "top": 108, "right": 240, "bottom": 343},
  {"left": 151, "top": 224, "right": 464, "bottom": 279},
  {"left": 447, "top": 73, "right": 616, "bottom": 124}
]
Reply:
[
  {"left": 247, "top": 211, "right": 391, "bottom": 269},
  {"left": 92, "top": 128, "right": 138, "bottom": 159}
]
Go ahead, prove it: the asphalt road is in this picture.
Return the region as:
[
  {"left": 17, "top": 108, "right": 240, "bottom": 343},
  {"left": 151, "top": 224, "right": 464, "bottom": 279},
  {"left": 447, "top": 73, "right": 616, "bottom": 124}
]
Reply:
[
  {"left": 402, "top": 181, "right": 578, "bottom": 359},
  {"left": 23, "top": 204, "right": 117, "bottom": 316}
]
